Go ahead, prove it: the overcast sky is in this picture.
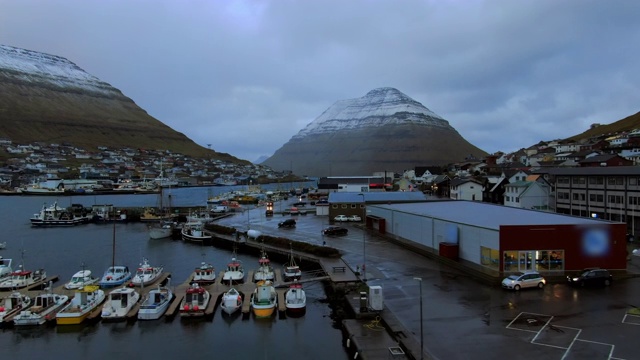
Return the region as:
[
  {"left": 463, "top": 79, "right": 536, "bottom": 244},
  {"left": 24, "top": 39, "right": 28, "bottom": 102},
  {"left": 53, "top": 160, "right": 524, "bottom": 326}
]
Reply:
[{"left": 2, "top": 0, "right": 639, "bottom": 162}]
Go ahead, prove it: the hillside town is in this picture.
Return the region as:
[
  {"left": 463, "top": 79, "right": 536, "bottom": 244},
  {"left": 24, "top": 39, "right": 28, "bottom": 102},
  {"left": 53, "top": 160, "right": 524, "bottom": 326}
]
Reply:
[{"left": 0, "top": 139, "right": 300, "bottom": 192}]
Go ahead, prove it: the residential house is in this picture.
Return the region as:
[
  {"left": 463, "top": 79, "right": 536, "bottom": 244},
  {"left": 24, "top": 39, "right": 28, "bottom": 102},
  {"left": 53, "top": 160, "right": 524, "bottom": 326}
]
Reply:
[
  {"left": 450, "top": 177, "right": 483, "bottom": 201},
  {"left": 579, "top": 154, "right": 634, "bottom": 167}
]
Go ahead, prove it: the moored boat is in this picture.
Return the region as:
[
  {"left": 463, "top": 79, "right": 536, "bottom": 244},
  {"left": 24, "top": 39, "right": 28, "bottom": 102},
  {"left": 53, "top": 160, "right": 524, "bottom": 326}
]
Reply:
[
  {"left": 283, "top": 247, "right": 302, "bottom": 281},
  {"left": 220, "top": 287, "right": 243, "bottom": 316},
  {"left": 148, "top": 220, "right": 174, "bottom": 239},
  {"left": 56, "top": 285, "right": 106, "bottom": 325},
  {"left": 284, "top": 281, "right": 306, "bottom": 317},
  {"left": 179, "top": 283, "right": 210, "bottom": 318},
  {"left": 250, "top": 280, "right": 277, "bottom": 318},
  {"left": 0, "top": 267, "right": 47, "bottom": 290},
  {"left": 222, "top": 249, "right": 244, "bottom": 285},
  {"left": 64, "top": 269, "right": 99, "bottom": 290},
  {"left": 253, "top": 247, "right": 275, "bottom": 283},
  {"left": 101, "top": 286, "right": 140, "bottom": 321},
  {"left": 99, "top": 265, "right": 132, "bottom": 288},
  {"left": 13, "top": 289, "right": 69, "bottom": 326},
  {"left": 130, "top": 258, "right": 163, "bottom": 287},
  {"left": 193, "top": 262, "right": 216, "bottom": 285},
  {"left": 29, "top": 201, "right": 90, "bottom": 227},
  {"left": 0, "top": 257, "right": 13, "bottom": 281},
  {"left": 181, "top": 222, "right": 213, "bottom": 243},
  {"left": 138, "top": 284, "right": 173, "bottom": 320},
  {"left": 0, "top": 291, "right": 31, "bottom": 325}
]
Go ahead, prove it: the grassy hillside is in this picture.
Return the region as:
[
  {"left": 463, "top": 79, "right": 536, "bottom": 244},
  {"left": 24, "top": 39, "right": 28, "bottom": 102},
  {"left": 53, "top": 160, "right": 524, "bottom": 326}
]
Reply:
[{"left": 568, "top": 111, "right": 640, "bottom": 141}]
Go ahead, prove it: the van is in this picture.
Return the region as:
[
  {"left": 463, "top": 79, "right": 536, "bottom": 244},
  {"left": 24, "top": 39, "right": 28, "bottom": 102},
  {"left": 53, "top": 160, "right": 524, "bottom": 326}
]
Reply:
[{"left": 211, "top": 205, "right": 228, "bottom": 214}]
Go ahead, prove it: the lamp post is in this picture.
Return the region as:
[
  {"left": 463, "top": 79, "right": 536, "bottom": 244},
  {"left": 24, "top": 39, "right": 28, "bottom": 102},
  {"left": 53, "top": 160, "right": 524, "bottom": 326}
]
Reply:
[
  {"left": 413, "top": 277, "right": 424, "bottom": 360},
  {"left": 358, "top": 193, "right": 366, "bottom": 282}
]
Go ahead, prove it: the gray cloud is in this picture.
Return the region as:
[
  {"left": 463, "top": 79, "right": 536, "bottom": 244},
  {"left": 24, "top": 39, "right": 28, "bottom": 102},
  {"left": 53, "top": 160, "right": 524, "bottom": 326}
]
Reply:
[{"left": 1, "top": 0, "right": 639, "bottom": 161}]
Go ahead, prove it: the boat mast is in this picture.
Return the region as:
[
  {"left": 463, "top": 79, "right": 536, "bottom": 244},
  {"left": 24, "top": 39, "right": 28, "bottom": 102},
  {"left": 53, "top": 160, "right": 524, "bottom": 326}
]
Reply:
[{"left": 111, "top": 207, "right": 116, "bottom": 268}]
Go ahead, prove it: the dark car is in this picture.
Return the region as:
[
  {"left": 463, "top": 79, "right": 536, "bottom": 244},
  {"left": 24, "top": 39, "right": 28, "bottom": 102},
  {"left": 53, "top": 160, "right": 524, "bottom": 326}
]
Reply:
[
  {"left": 278, "top": 219, "right": 296, "bottom": 228},
  {"left": 567, "top": 268, "right": 613, "bottom": 287},
  {"left": 322, "top": 226, "right": 348, "bottom": 236},
  {"left": 293, "top": 202, "right": 307, "bottom": 207}
]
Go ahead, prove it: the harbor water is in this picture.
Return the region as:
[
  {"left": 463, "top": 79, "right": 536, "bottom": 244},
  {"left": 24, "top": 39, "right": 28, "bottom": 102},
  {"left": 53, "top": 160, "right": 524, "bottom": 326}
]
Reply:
[{"left": 0, "top": 184, "right": 349, "bottom": 359}]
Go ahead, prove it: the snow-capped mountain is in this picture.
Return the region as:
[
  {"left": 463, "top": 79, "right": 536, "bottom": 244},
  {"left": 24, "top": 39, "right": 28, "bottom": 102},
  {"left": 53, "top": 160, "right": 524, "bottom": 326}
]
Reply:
[
  {"left": 294, "top": 87, "right": 451, "bottom": 138},
  {"left": 0, "top": 45, "right": 119, "bottom": 95},
  {"left": 262, "top": 87, "right": 487, "bottom": 176}
]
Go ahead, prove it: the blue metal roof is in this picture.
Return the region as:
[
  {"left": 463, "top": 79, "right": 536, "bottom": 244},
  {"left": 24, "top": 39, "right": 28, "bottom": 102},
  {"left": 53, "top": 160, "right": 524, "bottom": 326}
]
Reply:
[
  {"left": 372, "top": 200, "right": 612, "bottom": 230},
  {"left": 328, "top": 191, "right": 427, "bottom": 203}
]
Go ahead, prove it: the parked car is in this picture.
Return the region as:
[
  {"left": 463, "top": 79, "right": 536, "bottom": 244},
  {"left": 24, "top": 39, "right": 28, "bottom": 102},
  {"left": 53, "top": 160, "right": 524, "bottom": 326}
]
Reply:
[
  {"left": 322, "top": 226, "right": 348, "bottom": 236},
  {"left": 567, "top": 268, "right": 613, "bottom": 287},
  {"left": 501, "top": 271, "right": 546, "bottom": 291},
  {"left": 347, "top": 215, "right": 362, "bottom": 222},
  {"left": 333, "top": 215, "right": 349, "bottom": 222},
  {"left": 278, "top": 219, "right": 296, "bottom": 228},
  {"left": 289, "top": 207, "right": 300, "bottom": 215},
  {"left": 293, "top": 202, "right": 307, "bottom": 207}
]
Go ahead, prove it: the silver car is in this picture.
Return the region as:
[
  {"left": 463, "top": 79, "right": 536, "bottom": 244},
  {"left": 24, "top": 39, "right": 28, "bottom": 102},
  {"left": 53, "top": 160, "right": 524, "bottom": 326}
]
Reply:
[{"left": 501, "top": 271, "right": 546, "bottom": 291}]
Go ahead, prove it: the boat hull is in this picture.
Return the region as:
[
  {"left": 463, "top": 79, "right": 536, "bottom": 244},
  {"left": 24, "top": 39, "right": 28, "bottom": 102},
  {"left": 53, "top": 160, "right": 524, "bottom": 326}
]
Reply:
[
  {"left": 56, "top": 311, "right": 90, "bottom": 325},
  {"left": 285, "top": 305, "right": 306, "bottom": 317},
  {"left": 252, "top": 305, "right": 276, "bottom": 318}
]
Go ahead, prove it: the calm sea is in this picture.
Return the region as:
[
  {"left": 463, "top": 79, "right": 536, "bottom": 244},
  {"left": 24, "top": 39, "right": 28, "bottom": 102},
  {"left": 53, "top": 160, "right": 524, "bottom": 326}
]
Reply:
[{"left": 0, "top": 184, "right": 349, "bottom": 360}]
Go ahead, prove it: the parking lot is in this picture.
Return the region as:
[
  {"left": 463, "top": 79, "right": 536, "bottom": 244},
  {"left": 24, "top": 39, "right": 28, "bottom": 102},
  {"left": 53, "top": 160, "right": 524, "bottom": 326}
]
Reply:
[{"left": 218, "top": 203, "right": 640, "bottom": 360}]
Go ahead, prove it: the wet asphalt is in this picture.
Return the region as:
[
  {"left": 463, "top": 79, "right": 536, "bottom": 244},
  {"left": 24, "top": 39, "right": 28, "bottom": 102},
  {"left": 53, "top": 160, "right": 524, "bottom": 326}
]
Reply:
[{"left": 216, "top": 203, "right": 640, "bottom": 360}]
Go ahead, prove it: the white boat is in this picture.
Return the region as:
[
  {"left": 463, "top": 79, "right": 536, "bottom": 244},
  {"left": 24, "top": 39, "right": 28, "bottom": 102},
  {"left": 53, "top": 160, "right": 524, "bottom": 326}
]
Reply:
[
  {"left": 220, "top": 287, "right": 243, "bottom": 315},
  {"left": 179, "top": 283, "right": 210, "bottom": 318},
  {"left": 0, "top": 257, "right": 13, "bottom": 280},
  {"left": 148, "top": 220, "right": 174, "bottom": 239},
  {"left": 0, "top": 266, "right": 47, "bottom": 290},
  {"left": 13, "top": 289, "right": 69, "bottom": 326},
  {"left": 0, "top": 291, "right": 31, "bottom": 324},
  {"left": 283, "top": 247, "right": 302, "bottom": 281},
  {"left": 250, "top": 280, "right": 277, "bottom": 318},
  {"left": 101, "top": 286, "right": 140, "bottom": 321},
  {"left": 131, "top": 258, "right": 163, "bottom": 287},
  {"left": 0, "top": 242, "right": 6, "bottom": 250},
  {"left": 138, "top": 284, "right": 173, "bottom": 320},
  {"left": 284, "top": 281, "right": 307, "bottom": 317},
  {"left": 253, "top": 247, "right": 275, "bottom": 282},
  {"left": 222, "top": 249, "right": 244, "bottom": 284},
  {"left": 181, "top": 221, "right": 212, "bottom": 243},
  {"left": 56, "top": 285, "right": 106, "bottom": 325},
  {"left": 64, "top": 269, "right": 99, "bottom": 290},
  {"left": 29, "top": 201, "right": 90, "bottom": 227},
  {"left": 193, "top": 262, "right": 216, "bottom": 285}
]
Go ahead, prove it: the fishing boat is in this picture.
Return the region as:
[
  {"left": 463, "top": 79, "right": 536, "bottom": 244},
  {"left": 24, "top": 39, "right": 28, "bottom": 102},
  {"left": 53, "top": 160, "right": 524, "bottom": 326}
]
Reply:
[
  {"left": 101, "top": 286, "right": 140, "bottom": 321},
  {"left": 222, "top": 247, "right": 244, "bottom": 284},
  {"left": 0, "top": 266, "right": 47, "bottom": 290},
  {"left": 284, "top": 281, "right": 307, "bottom": 317},
  {"left": 64, "top": 269, "right": 99, "bottom": 290},
  {"left": 181, "top": 221, "right": 212, "bottom": 243},
  {"left": 179, "top": 283, "right": 210, "bottom": 318},
  {"left": 56, "top": 285, "right": 106, "bottom": 325},
  {"left": 138, "top": 283, "right": 173, "bottom": 320},
  {"left": 131, "top": 258, "right": 163, "bottom": 287},
  {"left": 220, "top": 287, "right": 243, "bottom": 316},
  {"left": 0, "top": 291, "right": 31, "bottom": 325},
  {"left": 0, "top": 242, "right": 6, "bottom": 250},
  {"left": 283, "top": 247, "right": 302, "bottom": 281},
  {"left": 253, "top": 247, "right": 275, "bottom": 283},
  {"left": 99, "top": 220, "right": 132, "bottom": 288},
  {"left": 193, "top": 262, "right": 216, "bottom": 285},
  {"left": 13, "top": 287, "right": 69, "bottom": 326},
  {"left": 29, "top": 201, "right": 90, "bottom": 227},
  {"left": 250, "top": 280, "right": 277, "bottom": 318}
]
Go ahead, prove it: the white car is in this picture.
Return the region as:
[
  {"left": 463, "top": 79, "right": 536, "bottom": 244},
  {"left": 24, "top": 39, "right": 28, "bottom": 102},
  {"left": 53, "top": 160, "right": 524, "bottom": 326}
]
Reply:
[
  {"left": 501, "top": 271, "right": 546, "bottom": 291},
  {"left": 333, "top": 215, "right": 349, "bottom": 222},
  {"left": 347, "top": 215, "right": 362, "bottom": 222}
]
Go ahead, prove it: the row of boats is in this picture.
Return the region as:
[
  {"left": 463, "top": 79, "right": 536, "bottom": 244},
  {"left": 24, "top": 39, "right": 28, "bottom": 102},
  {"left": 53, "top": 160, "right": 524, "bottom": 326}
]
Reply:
[{"left": 0, "top": 246, "right": 307, "bottom": 327}]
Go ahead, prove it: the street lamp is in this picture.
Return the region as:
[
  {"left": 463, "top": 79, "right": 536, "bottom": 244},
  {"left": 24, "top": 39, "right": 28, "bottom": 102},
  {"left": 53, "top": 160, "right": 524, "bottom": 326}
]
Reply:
[
  {"left": 358, "top": 193, "right": 366, "bottom": 282},
  {"left": 413, "top": 277, "right": 424, "bottom": 360}
]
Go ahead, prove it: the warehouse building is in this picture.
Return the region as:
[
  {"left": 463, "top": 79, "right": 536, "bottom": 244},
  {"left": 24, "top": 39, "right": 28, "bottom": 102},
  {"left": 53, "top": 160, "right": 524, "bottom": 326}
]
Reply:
[{"left": 366, "top": 201, "right": 627, "bottom": 273}]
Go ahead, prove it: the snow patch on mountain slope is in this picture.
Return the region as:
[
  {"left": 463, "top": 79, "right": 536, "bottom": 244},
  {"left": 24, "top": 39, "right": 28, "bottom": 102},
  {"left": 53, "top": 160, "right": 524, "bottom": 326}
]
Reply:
[
  {"left": 0, "top": 45, "right": 116, "bottom": 95},
  {"left": 293, "top": 87, "right": 452, "bottom": 139}
]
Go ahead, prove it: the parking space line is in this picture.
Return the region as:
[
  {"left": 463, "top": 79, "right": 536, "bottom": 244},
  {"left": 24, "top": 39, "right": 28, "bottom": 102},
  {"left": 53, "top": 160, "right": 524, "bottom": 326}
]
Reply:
[
  {"left": 531, "top": 316, "right": 555, "bottom": 343},
  {"left": 622, "top": 313, "right": 640, "bottom": 325}
]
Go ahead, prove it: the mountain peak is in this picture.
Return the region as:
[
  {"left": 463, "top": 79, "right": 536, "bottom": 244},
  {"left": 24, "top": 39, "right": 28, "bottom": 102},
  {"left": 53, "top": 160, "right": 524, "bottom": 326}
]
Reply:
[{"left": 292, "top": 87, "right": 448, "bottom": 139}]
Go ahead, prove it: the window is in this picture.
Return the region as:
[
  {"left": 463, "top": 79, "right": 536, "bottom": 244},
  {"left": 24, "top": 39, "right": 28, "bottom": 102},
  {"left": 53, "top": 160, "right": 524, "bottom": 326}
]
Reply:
[
  {"left": 331, "top": 204, "right": 338, "bottom": 209},
  {"left": 350, "top": 204, "right": 356, "bottom": 209},
  {"left": 572, "top": 177, "right": 586, "bottom": 185},
  {"left": 589, "top": 176, "right": 604, "bottom": 185},
  {"left": 557, "top": 177, "right": 570, "bottom": 184},
  {"left": 630, "top": 178, "right": 637, "bottom": 186},
  {"left": 607, "top": 177, "right": 624, "bottom": 186},
  {"left": 341, "top": 204, "right": 347, "bottom": 209}
]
